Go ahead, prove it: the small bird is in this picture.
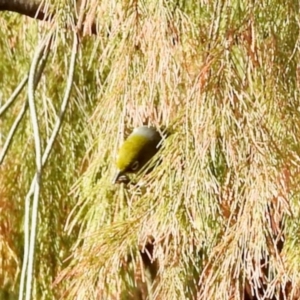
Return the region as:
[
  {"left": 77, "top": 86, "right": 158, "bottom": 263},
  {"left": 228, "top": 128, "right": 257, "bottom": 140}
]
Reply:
[{"left": 112, "top": 126, "right": 162, "bottom": 184}]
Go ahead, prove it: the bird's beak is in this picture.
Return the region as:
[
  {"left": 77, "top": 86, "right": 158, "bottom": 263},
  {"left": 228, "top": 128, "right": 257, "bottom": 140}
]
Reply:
[
  {"left": 112, "top": 170, "right": 122, "bottom": 184},
  {"left": 112, "top": 170, "right": 129, "bottom": 184}
]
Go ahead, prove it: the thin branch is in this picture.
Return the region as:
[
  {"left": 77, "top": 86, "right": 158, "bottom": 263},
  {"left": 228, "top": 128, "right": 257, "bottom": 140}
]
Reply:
[
  {"left": 40, "top": 31, "right": 78, "bottom": 165},
  {"left": 0, "top": 101, "right": 28, "bottom": 164},
  {"left": 24, "top": 40, "right": 44, "bottom": 300},
  {"left": 0, "top": 0, "right": 50, "bottom": 20},
  {"left": 23, "top": 29, "right": 78, "bottom": 195},
  {"left": 18, "top": 29, "right": 78, "bottom": 300},
  {"left": 18, "top": 32, "right": 53, "bottom": 300},
  {"left": 0, "top": 38, "right": 51, "bottom": 167},
  {"left": 25, "top": 33, "right": 54, "bottom": 300},
  {"left": 0, "top": 0, "right": 97, "bottom": 34},
  {"left": 0, "top": 75, "right": 28, "bottom": 117}
]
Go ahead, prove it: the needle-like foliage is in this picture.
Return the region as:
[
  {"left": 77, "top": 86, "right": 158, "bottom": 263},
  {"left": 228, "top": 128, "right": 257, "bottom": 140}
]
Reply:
[{"left": 1, "top": 0, "right": 300, "bottom": 299}]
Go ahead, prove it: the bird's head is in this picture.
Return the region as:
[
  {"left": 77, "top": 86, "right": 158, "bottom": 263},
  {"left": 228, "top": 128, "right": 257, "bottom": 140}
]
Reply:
[{"left": 113, "top": 126, "right": 162, "bottom": 184}]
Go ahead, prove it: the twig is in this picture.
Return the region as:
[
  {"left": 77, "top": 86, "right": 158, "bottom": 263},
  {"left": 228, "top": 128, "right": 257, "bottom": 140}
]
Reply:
[
  {"left": 24, "top": 41, "right": 43, "bottom": 300},
  {"left": 0, "top": 101, "right": 28, "bottom": 164},
  {"left": 0, "top": 37, "right": 51, "bottom": 167},
  {"left": 25, "top": 33, "right": 55, "bottom": 300},
  {"left": 40, "top": 31, "right": 78, "bottom": 165},
  {"left": 18, "top": 32, "right": 53, "bottom": 300},
  {"left": 19, "top": 30, "right": 78, "bottom": 300},
  {"left": 0, "top": 75, "right": 28, "bottom": 117}
]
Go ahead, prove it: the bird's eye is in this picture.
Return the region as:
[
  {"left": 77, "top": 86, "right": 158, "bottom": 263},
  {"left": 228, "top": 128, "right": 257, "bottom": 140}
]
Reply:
[{"left": 131, "top": 161, "right": 139, "bottom": 171}]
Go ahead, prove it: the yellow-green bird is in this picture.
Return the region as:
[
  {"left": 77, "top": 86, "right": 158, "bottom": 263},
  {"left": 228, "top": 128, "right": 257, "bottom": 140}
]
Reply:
[{"left": 112, "top": 126, "right": 162, "bottom": 184}]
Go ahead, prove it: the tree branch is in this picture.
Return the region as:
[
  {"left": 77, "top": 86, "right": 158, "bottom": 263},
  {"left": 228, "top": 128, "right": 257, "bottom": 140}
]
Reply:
[
  {"left": 0, "top": 0, "right": 49, "bottom": 20},
  {"left": 0, "top": 0, "right": 97, "bottom": 34}
]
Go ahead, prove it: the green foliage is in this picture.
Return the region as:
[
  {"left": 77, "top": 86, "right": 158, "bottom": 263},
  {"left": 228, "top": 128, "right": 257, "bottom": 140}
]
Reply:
[{"left": 1, "top": 0, "right": 300, "bottom": 299}]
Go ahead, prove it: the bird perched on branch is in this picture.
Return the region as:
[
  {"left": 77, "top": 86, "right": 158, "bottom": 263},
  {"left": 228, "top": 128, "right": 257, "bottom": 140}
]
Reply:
[{"left": 112, "top": 126, "right": 163, "bottom": 184}]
